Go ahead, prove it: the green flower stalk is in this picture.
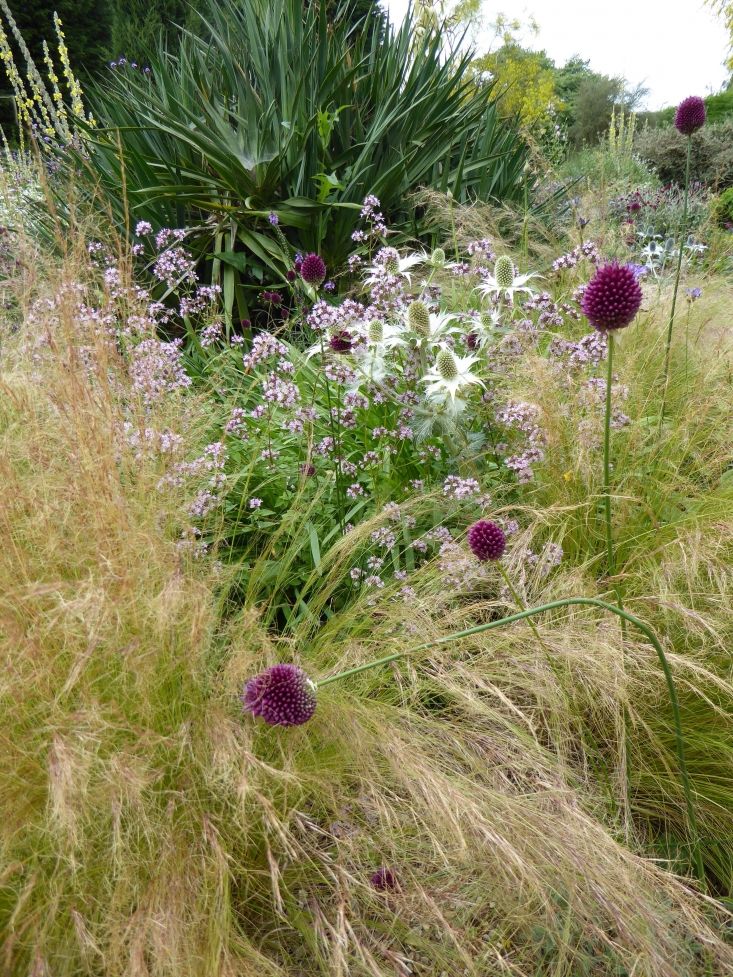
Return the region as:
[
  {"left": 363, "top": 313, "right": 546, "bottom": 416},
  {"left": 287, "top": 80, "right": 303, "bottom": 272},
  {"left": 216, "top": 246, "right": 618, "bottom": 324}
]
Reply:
[
  {"left": 661, "top": 96, "right": 706, "bottom": 423},
  {"left": 580, "top": 264, "right": 642, "bottom": 618}
]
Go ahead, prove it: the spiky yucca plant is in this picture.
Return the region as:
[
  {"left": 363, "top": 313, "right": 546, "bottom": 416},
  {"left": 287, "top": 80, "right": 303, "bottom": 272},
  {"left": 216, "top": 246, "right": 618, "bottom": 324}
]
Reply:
[{"left": 65, "top": 0, "right": 528, "bottom": 311}]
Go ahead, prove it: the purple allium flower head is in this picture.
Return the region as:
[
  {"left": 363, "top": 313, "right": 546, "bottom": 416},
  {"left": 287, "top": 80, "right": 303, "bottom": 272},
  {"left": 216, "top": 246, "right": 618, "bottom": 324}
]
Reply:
[
  {"left": 370, "top": 867, "right": 398, "bottom": 891},
  {"left": 329, "top": 330, "right": 353, "bottom": 353},
  {"left": 242, "top": 664, "right": 317, "bottom": 727},
  {"left": 300, "top": 253, "right": 327, "bottom": 286},
  {"left": 467, "top": 520, "right": 506, "bottom": 561},
  {"left": 581, "top": 262, "right": 642, "bottom": 332},
  {"left": 674, "top": 96, "right": 706, "bottom": 136}
]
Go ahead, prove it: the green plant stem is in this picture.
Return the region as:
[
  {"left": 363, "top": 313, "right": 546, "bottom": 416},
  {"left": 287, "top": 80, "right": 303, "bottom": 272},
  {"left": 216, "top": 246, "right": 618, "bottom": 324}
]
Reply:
[
  {"left": 603, "top": 332, "right": 615, "bottom": 579},
  {"left": 319, "top": 335, "right": 345, "bottom": 534},
  {"left": 660, "top": 135, "right": 692, "bottom": 425},
  {"left": 603, "top": 333, "right": 626, "bottom": 637},
  {"left": 316, "top": 596, "right": 704, "bottom": 885},
  {"left": 497, "top": 563, "right": 541, "bottom": 641}
]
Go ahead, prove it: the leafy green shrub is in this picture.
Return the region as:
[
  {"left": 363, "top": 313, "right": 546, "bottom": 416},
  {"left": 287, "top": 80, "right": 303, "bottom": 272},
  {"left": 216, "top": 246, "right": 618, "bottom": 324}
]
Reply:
[
  {"left": 635, "top": 119, "right": 733, "bottom": 189},
  {"left": 66, "top": 0, "right": 529, "bottom": 314},
  {"left": 712, "top": 186, "right": 733, "bottom": 227},
  {"left": 704, "top": 88, "right": 733, "bottom": 123}
]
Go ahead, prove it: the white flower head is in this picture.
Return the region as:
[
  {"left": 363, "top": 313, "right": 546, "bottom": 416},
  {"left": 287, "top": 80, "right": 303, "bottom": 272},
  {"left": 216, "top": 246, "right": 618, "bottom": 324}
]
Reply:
[
  {"left": 464, "top": 306, "right": 504, "bottom": 348},
  {"left": 357, "top": 317, "right": 405, "bottom": 352},
  {"left": 364, "top": 249, "right": 429, "bottom": 286},
  {"left": 405, "top": 301, "right": 460, "bottom": 347},
  {"left": 421, "top": 343, "right": 484, "bottom": 409},
  {"left": 477, "top": 255, "right": 540, "bottom": 304}
]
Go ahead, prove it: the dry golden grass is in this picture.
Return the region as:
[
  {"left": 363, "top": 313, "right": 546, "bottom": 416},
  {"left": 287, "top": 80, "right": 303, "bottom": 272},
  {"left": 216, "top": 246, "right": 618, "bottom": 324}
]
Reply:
[{"left": 1, "top": 204, "right": 733, "bottom": 977}]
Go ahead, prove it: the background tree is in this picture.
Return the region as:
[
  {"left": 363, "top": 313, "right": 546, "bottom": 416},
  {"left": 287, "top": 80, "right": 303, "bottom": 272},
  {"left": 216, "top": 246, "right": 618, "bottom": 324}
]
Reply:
[
  {"left": 568, "top": 74, "right": 624, "bottom": 146},
  {"left": 472, "top": 42, "right": 558, "bottom": 129},
  {"left": 706, "top": 0, "right": 733, "bottom": 69},
  {"left": 109, "top": 0, "right": 193, "bottom": 57},
  {"left": 3, "top": 0, "right": 112, "bottom": 75}
]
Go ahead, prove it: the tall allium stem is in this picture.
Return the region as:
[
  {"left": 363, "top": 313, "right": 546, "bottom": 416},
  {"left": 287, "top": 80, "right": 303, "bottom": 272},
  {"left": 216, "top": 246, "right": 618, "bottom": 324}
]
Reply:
[
  {"left": 660, "top": 136, "right": 692, "bottom": 424},
  {"left": 319, "top": 335, "right": 345, "bottom": 533},
  {"left": 603, "top": 333, "right": 627, "bottom": 638},
  {"left": 498, "top": 563, "right": 541, "bottom": 641},
  {"left": 603, "top": 332, "right": 616, "bottom": 581},
  {"left": 316, "top": 596, "right": 704, "bottom": 885}
]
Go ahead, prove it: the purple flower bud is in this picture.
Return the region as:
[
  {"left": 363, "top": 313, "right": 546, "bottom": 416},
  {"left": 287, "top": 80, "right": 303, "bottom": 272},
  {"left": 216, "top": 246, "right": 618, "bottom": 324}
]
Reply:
[
  {"left": 467, "top": 520, "right": 506, "bottom": 561},
  {"left": 329, "top": 330, "right": 353, "bottom": 353},
  {"left": 300, "top": 463, "right": 316, "bottom": 476},
  {"left": 268, "top": 212, "right": 279, "bottom": 225},
  {"left": 674, "top": 96, "right": 706, "bottom": 136},
  {"left": 581, "top": 262, "right": 642, "bottom": 332},
  {"left": 286, "top": 269, "right": 296, "bottom": 282},
  {"left": 300, "top": 253, "right": 327, "bottom": 286},
  {"left": 242, "top": 664, "right": 317, "bottom": 727},
  {"left": 370, "top": 867, "right": 398, "bottom": 891},
  {"left": 466, "top": 332, "right": 480, "bottom": 351}
]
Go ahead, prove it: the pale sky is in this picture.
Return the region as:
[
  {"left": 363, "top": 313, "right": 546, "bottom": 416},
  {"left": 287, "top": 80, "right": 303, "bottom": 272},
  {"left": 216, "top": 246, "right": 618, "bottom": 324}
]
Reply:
[{"left": 383, "top": 0, "right": 730, "bottom": 110}]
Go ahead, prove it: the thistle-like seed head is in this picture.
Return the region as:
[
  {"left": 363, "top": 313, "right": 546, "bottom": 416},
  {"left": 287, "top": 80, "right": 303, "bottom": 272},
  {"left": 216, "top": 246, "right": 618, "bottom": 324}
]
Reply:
[
  {"left": 407, "top": 300, "right": 430, "bottom": 336},
  {"left": 494, "top": 255, "right": 515, "bottom": 289},
  {"left": 436, "top": 347, "right": 458, "bottom": 380},
  {"left": 368, "top": 319, "right": 384, "bottom": 343}
]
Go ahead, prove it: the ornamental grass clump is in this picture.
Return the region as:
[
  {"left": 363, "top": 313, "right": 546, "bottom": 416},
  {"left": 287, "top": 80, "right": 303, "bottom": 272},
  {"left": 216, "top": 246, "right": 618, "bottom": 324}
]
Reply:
[{"left": 4, "top": 184, "right": 733, "bottom": 976}]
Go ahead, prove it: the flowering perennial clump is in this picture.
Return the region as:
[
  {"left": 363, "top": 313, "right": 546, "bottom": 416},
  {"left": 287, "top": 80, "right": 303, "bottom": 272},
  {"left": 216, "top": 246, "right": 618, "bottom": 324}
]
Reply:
[{"left": 242, "top": 664, "right": 317, "bottom": 727}]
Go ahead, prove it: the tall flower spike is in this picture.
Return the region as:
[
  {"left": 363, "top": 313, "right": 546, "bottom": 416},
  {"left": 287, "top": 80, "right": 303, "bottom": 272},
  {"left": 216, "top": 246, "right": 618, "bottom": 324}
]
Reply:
[
  {"left": 242, "top": 664, "right": 317, "bottom": 727},
  {"left": 581, "top": 262, "right": 642, "bottom": 332},
  {"left": 674, "top": 96, "right": 706, "bottom": 136}
]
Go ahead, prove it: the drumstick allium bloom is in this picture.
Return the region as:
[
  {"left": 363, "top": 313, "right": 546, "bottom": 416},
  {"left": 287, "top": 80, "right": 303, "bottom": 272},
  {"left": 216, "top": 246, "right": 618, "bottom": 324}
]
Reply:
[{"left": 242, "top": 664, "right": 317, "bottom": 727}]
